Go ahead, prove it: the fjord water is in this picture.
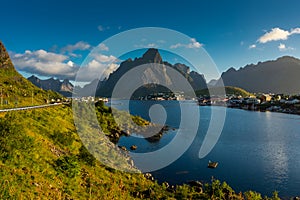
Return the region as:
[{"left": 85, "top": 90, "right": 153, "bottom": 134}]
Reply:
[{"left": 112, "top": 100, "right": 300, "bottom": 197}]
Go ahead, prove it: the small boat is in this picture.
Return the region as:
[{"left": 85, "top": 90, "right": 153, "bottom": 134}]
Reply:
[
  {"left": 208, "top": 160, "right": 218, "bottom": 168},
  {"left": 130, "top": 145, "right": 137, "bottom": 150}
]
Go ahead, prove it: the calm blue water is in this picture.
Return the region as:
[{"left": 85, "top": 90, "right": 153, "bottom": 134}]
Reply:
[{"left": 110, "top": 100, "right": 300, "bottom": 198}]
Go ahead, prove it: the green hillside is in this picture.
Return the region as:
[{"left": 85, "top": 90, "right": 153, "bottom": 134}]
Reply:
[
  {"left": 0, "top": 104, "right": 159, "bottom": 199},
  {"left": 0, "top": 102, "right": 282, "bottom": 199},
  {"left": 196, "top": 86, "right": 253, "bottom": 97},
  {"left": 0, "top": 41, "right": 61, "bottom": 109}
]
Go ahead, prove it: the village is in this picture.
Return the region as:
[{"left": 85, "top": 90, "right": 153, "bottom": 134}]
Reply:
[
  {"left": 198, "top": 93, "right": 300, "bottom": 115},
  {"left": 71, "top": 91, "right": 300, "bottom": 116}
]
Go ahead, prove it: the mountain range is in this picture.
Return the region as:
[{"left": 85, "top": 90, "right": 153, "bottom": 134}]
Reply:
[
  {"left": 214, "top": 56, "right": 300, "bottom": 94},
  {"left": 95, "top": 48, "right": 207, "bottom": 97},
  {"left": 24, "top": 47, "right": 300, "bottom": 96},
  {"left": 28, "top": 75, "right": 74, "bottom": 97}
]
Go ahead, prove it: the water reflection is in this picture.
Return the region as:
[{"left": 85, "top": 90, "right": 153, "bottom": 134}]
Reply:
[
  {"left": 114, "top": 101, "right": 300, "bottom": 197},
  {"left": 263, "top": 115, "right": 289, "bottom": 186}
]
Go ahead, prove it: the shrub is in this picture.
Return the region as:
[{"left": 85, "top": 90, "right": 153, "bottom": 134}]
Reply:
[
  {"left": 78, "top": 145, "right": 96, "bottom": 167},
  {"left": 55, "top": 156, "right": 80, "bottom": 178},
  {"left": 0, "top": 114, "right": 34, "bottom": 161},
  {"left": 51, "top": 130, "right": 74, "bottom": 147},
  {"left": 205, "top": 179, "right": 234, "bottom": 199},
  {"left": 244, "top": 190, "right": 262, "bottom": 200}
]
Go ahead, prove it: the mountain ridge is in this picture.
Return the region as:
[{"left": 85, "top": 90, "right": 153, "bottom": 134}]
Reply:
[
  {"left": 28, "top": 75, "right": 74, "bottom": 97},
  {"left": 215, "top": 55, "right": 300, "bottom": 94},
  {"left": 96, "top": 48, "right": 207, "bottom": 97}
]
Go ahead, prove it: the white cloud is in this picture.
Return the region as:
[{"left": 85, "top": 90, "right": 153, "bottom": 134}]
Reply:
[
  {"left": 187, "top": 38, "right": 202, "bottom": 48},
  {"left": 98, "top": 43, "right": 109, "bottom": 51},
  {"left": 134, "top": 43, "right": 159, "bottom": 48},
  {"left": 170, "top": 38, "right": 203, "bottom": 49},
  {"left": 98, "top": 25, "right": 104, "bottom": 31},
  {"left": 68, "top": 52, "right": 82, "bottom": 58},
  {"left": 75, "top": 52, "right": 120, "bottom": 82},
  {"left": 77, "top": 59, "right": 118, "bottom": 82},
  {"left": 61, "top": 41, "right": 91, "bottom": 53},
  {"left": 93, "top": 54, "right": 117, "bottom": 63},
  {"left": 258, "top": 27, "right": 300, "bottom": 43},
  {"left": 98, "top": 25, "right": 110, "bottom": 32},
  {"left": 170, "top": 43, "right": 183, "bottom": 49},
  {"left": 157, "top": 40, "right": 166, "bottom": 44},
  {"left": 278, "top": 43, "right": 294, "bottom": 51},
  {"left": 67, "top": 60, "right": 74, "bottom": 67},
  {"left": 10, "top": 49, "right": 120, "bottom": 82},
  {"left": 278, "top": 43, "right": 286, "bottom": 51},
  {"left": 10, "top": 50, "right": 79, "bottom": 80},
  {"left": 35, "top": 49, "right": 68, "bottom": 62},
  {"left": 147, "top": 43, "right": 157, "bottom": 47},
  {"left": 291, "top": 28, "right": 300, "bottom": 34},
  {"left": 249, "top": 44, "right": 256, "bottom": 49}
]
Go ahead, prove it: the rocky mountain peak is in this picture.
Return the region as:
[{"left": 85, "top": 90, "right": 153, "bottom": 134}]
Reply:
[
  {"left": 142, "top": 48, "right": 163, "bottom": 64},
  {"left": 0, "top": 41, "right": 15, "bottom": 69},
  {"left": 28, "top": 76, "right": 74, "bottom": 96},
  {"left": 96, "top": 48, "right": 207, "bottom": 97},
  {"left": 61, "top": 79, "right": 74, "bottom": 92}
]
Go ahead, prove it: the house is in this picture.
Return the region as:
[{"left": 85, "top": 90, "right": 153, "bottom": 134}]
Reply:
[
  {"left": 259, "top": 94, "right": 272, "bottom": 102},
  {"left": 286, "top": 99, "right": 300, "bottom": 104},
  {"left": 243, "top": 97, "right": 261, "bottom": 105}
]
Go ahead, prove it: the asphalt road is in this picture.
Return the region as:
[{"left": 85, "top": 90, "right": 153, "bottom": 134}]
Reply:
[{"left": 0, "top": 103, "right": 63, "bottom": 113}]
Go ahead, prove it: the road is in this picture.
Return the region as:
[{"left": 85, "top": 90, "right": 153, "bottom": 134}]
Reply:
[{"left": 0, "top": 103, "right": 63, "bottom": 113}]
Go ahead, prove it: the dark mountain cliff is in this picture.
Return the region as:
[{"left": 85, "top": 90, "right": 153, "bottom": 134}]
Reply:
[
  {"left": 215, "top": 56, "right": 300, "bottom": 94},
  {"left": 96, "top": 48, "right": 207, "bottom": 97}
]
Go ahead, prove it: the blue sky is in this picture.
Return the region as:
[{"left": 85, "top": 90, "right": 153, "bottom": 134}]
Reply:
[{"left": 1, "top": 0, "right": 300, "bottom": 82}]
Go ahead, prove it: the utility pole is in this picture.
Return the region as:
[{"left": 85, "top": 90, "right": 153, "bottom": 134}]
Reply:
[{"left": 0, "top": 87, "right": 2, "bottom": 107}]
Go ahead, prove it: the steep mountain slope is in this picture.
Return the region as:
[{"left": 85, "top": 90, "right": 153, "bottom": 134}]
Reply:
[
  {"left": 96, "top": 48, "right": 207, "bottom": 97},
  {"left": 215, "top": 56, "right": 300, "bottom": 94},
  {"left": 0, "top": 41, "right": 61, "bottom": 108}
]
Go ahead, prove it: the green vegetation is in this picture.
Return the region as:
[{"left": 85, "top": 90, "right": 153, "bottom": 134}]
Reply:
[
  {"left": 0, "top": 42, "right": 287, "bottom": 199},
  {"left": 0, "top": 41, "right": 62, "bottom": 109},
  {"left": 0, "top": 66, "right": 62, "bottom": 108},
  {"left": 196, "top": 86, "right": 253, "bottom": 97},
  {"left": 0, "top": 102, "right": 285, "bottom": 199},
  {"left": 93, "top": 100, "right": 151, "bottom": 142}
]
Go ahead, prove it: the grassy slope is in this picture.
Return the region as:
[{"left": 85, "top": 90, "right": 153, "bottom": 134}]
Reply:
[
  {"left": 0, "top": 103, "right": 282, "bottom": 199},
  {"left": 0, "top": 67, "right": 61, "bottom": 108},
  {"left": 0, "top": 104, "right": 159, "bottom": 199},
  {"left": 196, "top": 86, "right": 253, "bottom": 97},
  {"left": 0, "top": 41, "right": 61, "bottom": 109}
]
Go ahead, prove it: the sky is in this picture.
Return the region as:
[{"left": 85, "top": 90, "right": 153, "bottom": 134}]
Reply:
[{"left": 1, "top": 0, "right": 300, "bottom": 83}]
